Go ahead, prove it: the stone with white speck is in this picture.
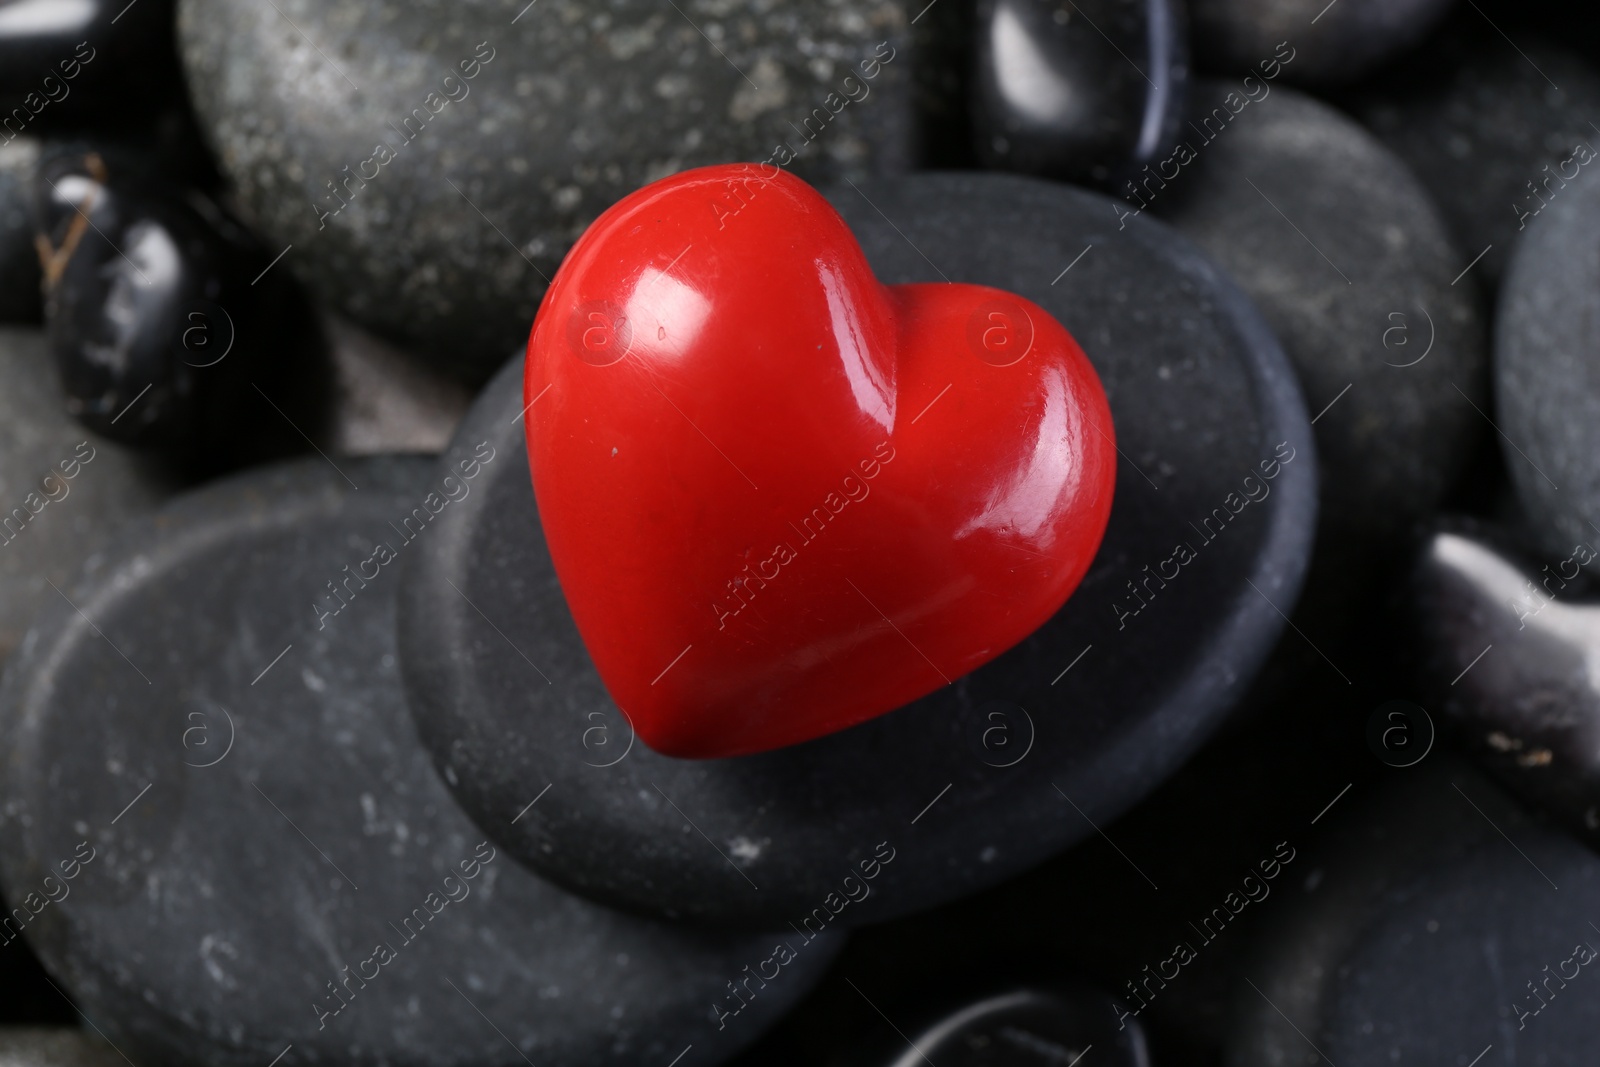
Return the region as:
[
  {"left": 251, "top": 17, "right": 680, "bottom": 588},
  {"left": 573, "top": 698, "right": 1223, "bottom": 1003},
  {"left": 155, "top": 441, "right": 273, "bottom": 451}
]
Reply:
[
  {"left": 176, "top": 0, "right": 914, "bottom": 381},
  {"left": 0, "top": 456, "right": 840, "bottom": 1067},
  {"left": 1412, "top": 525, "right": 1600, "bottom": 847}
]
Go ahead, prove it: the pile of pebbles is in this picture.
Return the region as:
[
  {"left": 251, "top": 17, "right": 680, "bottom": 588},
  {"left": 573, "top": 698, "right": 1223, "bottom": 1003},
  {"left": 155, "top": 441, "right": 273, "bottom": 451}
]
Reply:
[{"left": 2, "top": 0, "right": 1598, "bottom": 1063}]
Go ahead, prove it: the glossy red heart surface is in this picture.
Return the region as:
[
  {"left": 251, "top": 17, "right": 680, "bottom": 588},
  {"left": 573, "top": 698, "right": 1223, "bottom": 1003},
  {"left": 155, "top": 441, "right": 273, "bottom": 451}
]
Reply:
[{"left": 524, "top": 164, "right": 1116, "bottom": 758}]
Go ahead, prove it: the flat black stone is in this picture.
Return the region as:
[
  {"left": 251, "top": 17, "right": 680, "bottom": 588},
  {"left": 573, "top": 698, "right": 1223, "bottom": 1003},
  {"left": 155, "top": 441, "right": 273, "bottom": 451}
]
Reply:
[
  {"left": 1155, "top": 83, "right": 1487, "bottom": 543},
  {"left": 1229, "top": 759, "right": 1600, "bottom": 1066},
  {"left": 0, "top": 457, "right": 838, "bottom": 1067},
  {"left": 0, "top": 328, "right": 177, "bottom": 665},
  {"left": 1190, "top": 0, "right": 1452, "bottom": 85},
  {"left": 398, "top": 171, "right": 1317, "bottom": 929},
  {"left": 970, "top": 0, "right": 1187, "bottom": 189},
  {"left": 1496, "top": 157, "right": 1600, "bottom": 569},
  {"left": 177, "top": 0, "right": 915, "bottom": 380}
]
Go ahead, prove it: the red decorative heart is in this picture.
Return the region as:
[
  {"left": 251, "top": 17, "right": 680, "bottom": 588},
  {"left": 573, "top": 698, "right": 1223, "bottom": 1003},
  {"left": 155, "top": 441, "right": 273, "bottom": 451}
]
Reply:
[{"left": 524, "top": 164, "right": 1116, "bottom": 758}]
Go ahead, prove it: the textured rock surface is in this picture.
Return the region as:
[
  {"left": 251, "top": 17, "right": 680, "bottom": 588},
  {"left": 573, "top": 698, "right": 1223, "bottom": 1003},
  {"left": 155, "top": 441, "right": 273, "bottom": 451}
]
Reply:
[
  {"left": 1157, "top": 83, "right": 1486, "bottom": 543},
  {"left": 177, "top": 0, "right": 913, "bottom": 380},
  {"left": 398, "top": 172, "right": 1317, "bottom": 928},
  {"left": 1496, "top": 160, "right": 1600, "bottom": 567},
  {"left": 0, "top": 328, "right": 175, "bottom": 664},
  {"left": 1190, "top": 0, "right": 1453, "bottom": 85},
  {"left": 1354, "top": 30, "right": 1600, "bottom": 287},
  {"left": 1229, "top": 760, "right": 1600, "bottom": 1067},
  {"left": 0, "top": 456, "right": 839, "bottom": 1067}
]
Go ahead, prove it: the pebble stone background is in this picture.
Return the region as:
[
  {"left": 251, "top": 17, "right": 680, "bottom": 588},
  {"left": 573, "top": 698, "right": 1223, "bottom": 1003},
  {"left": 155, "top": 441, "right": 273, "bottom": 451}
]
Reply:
[
  {"left": 176, "top": 0, "right": 913, "bottom": 380},
  {"left": 3, "top": 0, "right": 1600, "bottom": 1065}
]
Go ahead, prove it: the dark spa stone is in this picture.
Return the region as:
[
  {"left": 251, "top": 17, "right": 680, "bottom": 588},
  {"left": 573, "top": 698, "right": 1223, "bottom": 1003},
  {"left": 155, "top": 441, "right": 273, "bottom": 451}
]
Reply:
[
  {"left": 0, "top": 327, "right": 174, "bottom": 665},
  {"left": 1411, "top": 524, "right": 1600, "bottom": 851},
  {"left": 1189, "top": 0, "right": 1453, "bottom": 86},
  {"left": 755, "top": 656, "right": 1377, "bottom": 1066},
  {"left": 1228, "top": 759, "right": 1600, "bottom": 1067},
  {"left": 970, "top": 0, "right": 1187, "bottom": 189},
  {"left": 1496, "top": 158, "right": 1600, "bottom": 570},
  {"left": 0, "top": 457, "right": 839, "bottom": 1067},
  {"left": 397, "top": 171, "right": 1318, "bottom": 928},
  {"left": 1155, "top": 83, "right": 1487, "bottom": 545},
  {"left": 859, "top": 987, "right": 1150, "bottom": 1067},
  {"left": 0, "top": 138, "right": 39, "bottom": 323},
  {"left": 1150, "top": 84, "right": 1487, "bottom": 719},
  {"left": 1352, "top": 30, "right": 1600, "bottom": 288},
  {"left": 176, "top": 0, "right": 914, "bottom": 381},
  {"left": 35, "top": 146, "right": 330, "bottom": 464}
]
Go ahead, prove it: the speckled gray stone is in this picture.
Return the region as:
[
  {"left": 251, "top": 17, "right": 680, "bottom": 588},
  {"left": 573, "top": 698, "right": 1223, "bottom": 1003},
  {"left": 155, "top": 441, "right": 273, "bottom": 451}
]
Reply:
[
  {"left": 1495, "top": 133, "right": 1600, "bottom": 569},
  {"left": 1190, "top": 0, "right": 1452, "bottom": 85},
  {"left": 1354, "top": 31, "right": 1600, "bottom": 287},
  {"left": 1156, "top": 83, "right": 1486, "bottom": 543},
  {"left": 0, "top": 140, "right": 39, "bottom": 324},
  {"left": 177, "top": 0, "right": 913, "bottom": 380},
  {"left": 0, "top": 328, "right": 175, "bottom": 664},
  {"left": 0, "top": 456, "right": 841, "bottom": 1067},
  {"left": 398, "top": 172, "right": 1318, "bottom": 929},
  {"left": 0, "top": 1030, "right": 124, "bottom": 1067}
]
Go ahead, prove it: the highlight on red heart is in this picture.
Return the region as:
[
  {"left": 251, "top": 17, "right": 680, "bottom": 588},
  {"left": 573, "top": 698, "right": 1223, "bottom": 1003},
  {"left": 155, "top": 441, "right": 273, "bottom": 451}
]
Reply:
[{"left": 524, "top": 162, "right": 1118, "bottom": 758}]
